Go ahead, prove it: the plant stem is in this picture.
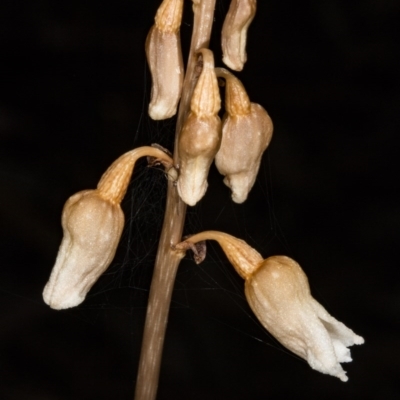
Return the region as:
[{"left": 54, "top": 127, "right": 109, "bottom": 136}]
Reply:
[{"left": 134, "top": 1, "right": 216, "bottom": 399}]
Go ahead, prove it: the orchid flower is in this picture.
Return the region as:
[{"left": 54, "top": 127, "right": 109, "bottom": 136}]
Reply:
[
  {"left": 43, "top": 147, "right": 173, "bottom": 310},
  {"left": 176, "top": 231, "right": 364, "bottom": 381}
]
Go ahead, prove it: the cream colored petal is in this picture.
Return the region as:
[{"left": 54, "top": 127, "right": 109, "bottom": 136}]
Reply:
[{"left": 310, "top": 298, "right": 365, "bottom": 346}]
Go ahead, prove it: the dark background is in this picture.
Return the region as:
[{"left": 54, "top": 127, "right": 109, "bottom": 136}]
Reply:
[{"left": 1, "top": 0, "right": 399, "bottom": 399}]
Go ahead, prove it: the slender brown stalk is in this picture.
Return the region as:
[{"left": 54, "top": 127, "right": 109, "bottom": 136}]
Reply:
[
  {"left": 134, "top": 1, "right": 216, "bottom": 399},
  {"left": 176, "top": 230, "right": 263, "bottom": 279}
]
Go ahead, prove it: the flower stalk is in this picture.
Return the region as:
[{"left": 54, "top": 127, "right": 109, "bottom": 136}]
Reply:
[
  {"left": 134, "top": 2, "right": 217, "bottom": 399},
  {"left": 175, "top": 230, "right": 263, "bottom": 278}
]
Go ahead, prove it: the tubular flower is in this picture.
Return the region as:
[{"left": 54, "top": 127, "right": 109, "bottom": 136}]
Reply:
[
  {"left": 146, "top": 0, "right": 184, "bottom": 120},
  {"left": 245, "top": 255, "right": 365, "bottom": 382},
  {"left": 43, "top": 147, "right": 173, "bottom": 310},
  {"left": 221, "top": 0, "right": 257, "bottom": 71},
  {"left": 177, "top": 48, "right": 222, "bottom": 206},
  {"left": 176, "top": 232, "right": 364, "bottom": 381},
  {"left": 215, "top": 68, "right": 273, "bottom": 203}
]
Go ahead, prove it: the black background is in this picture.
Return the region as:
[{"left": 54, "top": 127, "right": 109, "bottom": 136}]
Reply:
[{"left": 1, "top": 0, "right": 399, "bottom": 399}]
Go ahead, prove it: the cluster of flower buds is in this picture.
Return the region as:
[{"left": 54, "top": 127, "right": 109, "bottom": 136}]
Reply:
[
  {"left": 215, "top": 68, "right": 273, "bottom": 203},
  {"left": 146, "top": 0, "right": 184, "bottom": 120},
  {"left": 144, "top": 1, "right": 267, "bottom": 206},
  {"left": 177, "top": 49, "right": 222, "bottom": 206},
  {"left": 175, "top": 231, "right": 364, "bottom": 382},
  {"left": 43, "top": 147, "right": 173, "bottom": 310},
  {"left": 221, "top": 0, "right": 257, "bottom": 71},
  {"left": 175, "top": 57, "right": 273, "bottom": 206}
]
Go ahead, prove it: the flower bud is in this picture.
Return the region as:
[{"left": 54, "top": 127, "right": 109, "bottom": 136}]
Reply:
[
  {"left": 221, "top": 0, "right": 257, "bottom": 71},
  {"left": 245, "top": 256, "right": 364, "bottom": 381},
  {"left": 146, "top": 0, "right": 184, "bottom": 120},
  {"left": 215, "top": 68, "right": 273, "bottom": 203},
  {"left": 177, "top": 49, "right": 222, "bottom": 206},
  {"left": 43, "top": 146, "right": 173, "bottom": 310}
]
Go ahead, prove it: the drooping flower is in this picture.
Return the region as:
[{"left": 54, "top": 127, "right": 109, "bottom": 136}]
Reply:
[
  {"left": 221, "top": 0, "right": 257, "bottom": 71},
  {"left": 146, "top": 0, "right": 184, "bottom": 120},
  {"left": 245, "top": 255, "right": 365, "bottom": 381},
  {"left": 42, "top": 189, "right": 124, "bottom": 310},
  {"left": 43, "top": 147, "right": 173, "bottom": 310},
  {"left": 176, "top": 231, "right": 364, "bottom": 381},
  {"left": 215, "top": 68, "right": 273, "bottom": 203}
]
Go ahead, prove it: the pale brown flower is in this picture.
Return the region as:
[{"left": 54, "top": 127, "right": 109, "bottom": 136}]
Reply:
[
  {"left": 177, "top": 232, "right": 364, "bottom": 381},
  {"left": 221, "top": 0, "right": 257, "bottom": 71},
  {"left": 42, "top": 189, "right": 124, "bottom": 310},
  {"left": 215, "top": 68, "right": 273, "bottom": 203},
  {"left": 245, "top": 256, "right": 365, "bottom": 381},
  {"left": 146, "top": 0, "right": 184, "bottom": 120},
  {"left": 177, "top": 49, "right": 222, "bottom": 206},
  {"left": 43, "top": 147, "right": 173, "bottom": 309}
]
